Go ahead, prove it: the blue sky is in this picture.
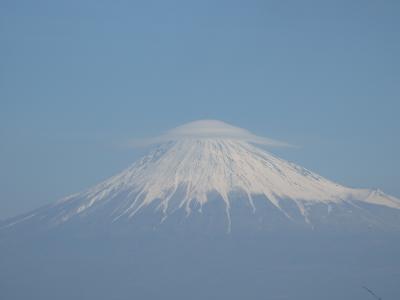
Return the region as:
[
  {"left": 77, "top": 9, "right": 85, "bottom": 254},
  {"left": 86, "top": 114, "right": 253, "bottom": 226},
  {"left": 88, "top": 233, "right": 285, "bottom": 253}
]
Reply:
[{"left": 1, "top": 0, "right": 399, "bottom": 219}]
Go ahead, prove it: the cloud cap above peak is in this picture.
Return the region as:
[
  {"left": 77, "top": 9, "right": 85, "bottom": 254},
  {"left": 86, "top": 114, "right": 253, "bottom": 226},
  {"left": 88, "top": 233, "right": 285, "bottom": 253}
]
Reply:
[{"left": 131, "top": 119, "right": 292, "bottom": 147}]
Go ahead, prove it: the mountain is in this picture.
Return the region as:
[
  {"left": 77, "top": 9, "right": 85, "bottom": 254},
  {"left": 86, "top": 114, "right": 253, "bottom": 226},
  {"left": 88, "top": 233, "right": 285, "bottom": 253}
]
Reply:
[
  {"left": 2, "top": 120, "right": 400, "bottom": 300},
  {"left": 3, "top": 120, "right": 400, "bottom": 234}
]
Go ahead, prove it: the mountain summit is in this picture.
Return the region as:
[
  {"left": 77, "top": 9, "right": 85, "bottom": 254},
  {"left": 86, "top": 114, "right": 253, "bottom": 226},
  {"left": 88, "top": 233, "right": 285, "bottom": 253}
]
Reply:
[{"left": 4, "top": 120, "right": 400, "bottom": 233}]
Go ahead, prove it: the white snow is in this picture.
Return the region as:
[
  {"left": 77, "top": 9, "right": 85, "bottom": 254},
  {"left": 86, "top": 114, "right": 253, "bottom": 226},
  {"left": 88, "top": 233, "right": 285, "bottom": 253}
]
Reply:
[{"left": 56, "top": 120, "right": 400, "bottom": 230}]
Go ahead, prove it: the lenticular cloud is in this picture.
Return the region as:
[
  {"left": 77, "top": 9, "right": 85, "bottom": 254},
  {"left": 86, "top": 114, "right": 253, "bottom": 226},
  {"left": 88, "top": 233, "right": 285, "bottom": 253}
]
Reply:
[{"left": 130, "top": 120, "right": 292, "bottom": 147}]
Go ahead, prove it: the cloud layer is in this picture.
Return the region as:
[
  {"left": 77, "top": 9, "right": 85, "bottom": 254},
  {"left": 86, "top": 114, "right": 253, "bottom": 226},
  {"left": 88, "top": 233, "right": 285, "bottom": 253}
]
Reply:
[{"left": 130, "top": 120, "right": 292, "bottom": 147}]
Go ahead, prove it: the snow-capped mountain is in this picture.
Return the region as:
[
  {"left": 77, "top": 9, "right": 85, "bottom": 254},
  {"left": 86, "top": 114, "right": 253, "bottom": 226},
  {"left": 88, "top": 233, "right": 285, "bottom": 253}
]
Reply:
[{"left": 3, "top": 120, "right": 400, "bottom": 233}]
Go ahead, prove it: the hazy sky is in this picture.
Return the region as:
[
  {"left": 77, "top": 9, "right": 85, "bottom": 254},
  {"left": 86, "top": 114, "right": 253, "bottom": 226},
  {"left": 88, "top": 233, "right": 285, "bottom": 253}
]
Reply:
[{"left": 1, "top": 0, "right": 399, "bottom": 219}]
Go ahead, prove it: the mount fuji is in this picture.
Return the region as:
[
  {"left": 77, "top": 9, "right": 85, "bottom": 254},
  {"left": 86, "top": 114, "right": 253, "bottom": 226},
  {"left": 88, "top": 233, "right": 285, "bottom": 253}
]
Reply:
[
  {"left": 2, "top": 120, "right": 400, "bottom": 300},
  {"left": 3, "top": 120, "right": 400, "bottom": 234}
]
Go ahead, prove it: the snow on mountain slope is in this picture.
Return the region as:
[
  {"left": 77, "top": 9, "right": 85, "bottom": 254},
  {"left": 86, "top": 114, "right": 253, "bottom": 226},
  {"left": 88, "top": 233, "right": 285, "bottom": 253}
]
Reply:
[{"left": 3, "top": 120, "right": 400, "bottom": 232}]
